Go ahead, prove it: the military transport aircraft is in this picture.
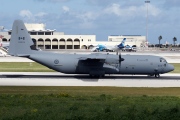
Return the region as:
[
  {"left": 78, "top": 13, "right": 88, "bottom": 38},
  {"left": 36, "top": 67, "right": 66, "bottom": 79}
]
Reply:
[{"left": 8, "top": 20, "right": 174, "bottom": 78}]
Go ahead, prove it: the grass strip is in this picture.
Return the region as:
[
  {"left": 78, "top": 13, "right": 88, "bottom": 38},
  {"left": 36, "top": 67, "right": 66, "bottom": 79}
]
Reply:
[
  {"left": 0, "top": 87, "right": 180, "bottom": 120},
  {"left": 0, "top": 86, "right": 180, "bottom": 96},
  {"left": 0, "top": 62, "right": 54, "bottom": 72}
]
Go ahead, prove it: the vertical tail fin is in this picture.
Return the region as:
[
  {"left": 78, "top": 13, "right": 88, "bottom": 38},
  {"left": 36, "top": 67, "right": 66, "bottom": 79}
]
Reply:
[
  {"left": 117, "top": 38, "right": 126, "bottom": 48},
  {"left": 121, "top": 38, "right": 126, "bottom": 45},
  {"left": 8, "top": 20, "right": 34, "bottom": 56}
]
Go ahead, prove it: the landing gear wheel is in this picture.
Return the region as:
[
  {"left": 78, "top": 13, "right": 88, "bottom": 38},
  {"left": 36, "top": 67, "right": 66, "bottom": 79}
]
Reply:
[
  {"left": 95, "top": 75, "right": 100, "bottom": 78},
  {"left": 89, "top": 74, "right": 99, "bottom": 78},
  {"left": 155, "top": 74, "right": 160, "bottom": 78},
  {"left": 89, "top": 74, "right": 105, "bottom": 78},
  {"left": 89, "top": 74, "right": 93, "bottom": 77}
]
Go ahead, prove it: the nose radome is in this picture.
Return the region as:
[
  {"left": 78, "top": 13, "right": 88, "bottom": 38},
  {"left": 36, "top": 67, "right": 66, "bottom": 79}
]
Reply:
[{"left": 169, "top": 64, "right": 174, "bottom": 72}]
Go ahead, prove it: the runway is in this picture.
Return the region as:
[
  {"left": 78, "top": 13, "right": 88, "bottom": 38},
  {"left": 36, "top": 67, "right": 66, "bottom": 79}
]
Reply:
[{"left": 0, "top": 72, "right": 180, "bottom": 87}]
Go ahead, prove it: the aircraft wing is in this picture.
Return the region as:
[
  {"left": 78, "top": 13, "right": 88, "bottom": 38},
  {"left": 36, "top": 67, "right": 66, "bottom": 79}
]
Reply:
[
  {"left": 105, "top": 46, "right": 112, "bottom": 50},
  {"left": 77, "top": 54, "right": 106, "bottom": 74},
  {"left": 17, "top": 54, "right": 30, "bottom": 57},
  {"left": 106, "top": 45, "right": 116, "bottom": 51},
  {"left": 77, "top": 53, "right": 120, "bottom": 75}
]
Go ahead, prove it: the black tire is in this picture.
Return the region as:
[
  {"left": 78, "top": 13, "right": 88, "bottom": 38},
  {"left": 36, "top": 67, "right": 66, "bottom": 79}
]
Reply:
[{"left": 155, "top": 74, "right": 160, "bottom": 78}]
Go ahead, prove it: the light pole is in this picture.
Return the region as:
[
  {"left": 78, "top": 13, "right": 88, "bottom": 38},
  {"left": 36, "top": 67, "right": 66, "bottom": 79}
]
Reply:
[{"left": 145, "top": 1, "right": 150, "bottom": 47}]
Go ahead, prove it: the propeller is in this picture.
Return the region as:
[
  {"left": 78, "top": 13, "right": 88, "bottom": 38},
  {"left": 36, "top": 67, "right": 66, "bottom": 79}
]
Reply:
[{"left": 118, "top": 52, "right": 124, "bottom": 72}]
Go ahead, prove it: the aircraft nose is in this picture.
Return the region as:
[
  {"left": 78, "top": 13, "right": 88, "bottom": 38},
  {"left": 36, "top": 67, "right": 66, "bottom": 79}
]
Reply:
[{"left": 168, "top": 64, "right": 174, "bottom": 72}]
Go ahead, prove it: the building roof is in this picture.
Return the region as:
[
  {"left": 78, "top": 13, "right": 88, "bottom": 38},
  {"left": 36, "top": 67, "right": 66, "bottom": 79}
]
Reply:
[{"left": 8, "top": 23, "right": 56, "bottom": 32}]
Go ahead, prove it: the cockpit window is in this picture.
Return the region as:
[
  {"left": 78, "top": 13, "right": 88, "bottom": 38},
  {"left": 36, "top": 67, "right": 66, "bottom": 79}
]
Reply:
[{"left": 160, "top": 58, "right": 167, "bottom": 63}]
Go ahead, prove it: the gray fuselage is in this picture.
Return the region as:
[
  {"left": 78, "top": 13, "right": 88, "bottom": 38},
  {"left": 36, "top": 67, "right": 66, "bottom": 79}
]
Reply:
[{"left": 28, "top": 51, "right": 174, "bottom": 76}]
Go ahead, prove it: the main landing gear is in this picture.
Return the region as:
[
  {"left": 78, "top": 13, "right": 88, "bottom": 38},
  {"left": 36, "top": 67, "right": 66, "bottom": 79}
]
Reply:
[
  {"left": 89, "top": 74, "right": 105, "bottom": 78},
  {"left": 89, "top": 70, "right": 105, "bottom": 78},
  {"left": 148, "top": 74, "right": 160, "bottom": 78}
]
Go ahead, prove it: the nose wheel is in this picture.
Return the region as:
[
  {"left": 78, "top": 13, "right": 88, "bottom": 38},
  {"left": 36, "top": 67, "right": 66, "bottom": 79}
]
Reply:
[
  {"left": 155, "top": 74, "right": 160, "bottom": 78},
  {"left": 148, "top": 74, "right": 160, "bottom": 78}
]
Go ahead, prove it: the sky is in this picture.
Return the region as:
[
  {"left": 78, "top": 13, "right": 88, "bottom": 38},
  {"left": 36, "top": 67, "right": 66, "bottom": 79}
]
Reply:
[{"left": 0, "top": 0, "right": 180, "bottom": 44}]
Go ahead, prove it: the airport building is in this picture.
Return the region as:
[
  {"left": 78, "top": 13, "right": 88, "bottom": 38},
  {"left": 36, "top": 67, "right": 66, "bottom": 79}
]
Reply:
[
  {"left": 108, "top": 35, "right": 147, "bottom": 47},
  {"left": 0, "top": 23, "right": 147, "bottom": 50}
]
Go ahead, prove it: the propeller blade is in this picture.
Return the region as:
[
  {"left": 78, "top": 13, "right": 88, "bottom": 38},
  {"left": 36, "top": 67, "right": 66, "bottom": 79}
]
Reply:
[
  {"left": 118, "top": 53, "right": 124, "bottom": 72},
  {"left": 119, "top": 54, "right": 121, "bottom": 71}
]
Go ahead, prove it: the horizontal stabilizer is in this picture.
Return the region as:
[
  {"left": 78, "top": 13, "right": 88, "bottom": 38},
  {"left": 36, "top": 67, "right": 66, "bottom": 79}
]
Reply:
[{"left": 16, "top": 54, "right": 30, "bottom": 57}]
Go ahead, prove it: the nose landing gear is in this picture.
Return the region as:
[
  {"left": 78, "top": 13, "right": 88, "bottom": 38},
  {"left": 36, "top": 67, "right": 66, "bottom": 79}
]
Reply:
[
  {"left": 148, "top": 74, "right": 160, "bottom": 78},
  {"left": 155, "top": 74, "right": 160, "bottom": 78}
]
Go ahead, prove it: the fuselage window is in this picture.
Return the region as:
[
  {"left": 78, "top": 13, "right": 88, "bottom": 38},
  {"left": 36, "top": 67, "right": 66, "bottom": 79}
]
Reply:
[{"left": 160, "top": 58, "right": 167, "bottom": 63}]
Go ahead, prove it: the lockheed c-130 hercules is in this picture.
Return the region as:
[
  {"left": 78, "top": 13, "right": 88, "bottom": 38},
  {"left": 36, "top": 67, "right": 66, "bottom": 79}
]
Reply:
[{"left": 8, "top": 20, "right": 174, "bottom": 78}]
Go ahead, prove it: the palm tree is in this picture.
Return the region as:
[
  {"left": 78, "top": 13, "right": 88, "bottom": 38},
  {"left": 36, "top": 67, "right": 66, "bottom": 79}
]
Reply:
[
  {"left": 158, "top": 35, "right": 162, "bottom": 47},
  {"left": 173, "top": 37, "right": 177, "bottom": 46}
]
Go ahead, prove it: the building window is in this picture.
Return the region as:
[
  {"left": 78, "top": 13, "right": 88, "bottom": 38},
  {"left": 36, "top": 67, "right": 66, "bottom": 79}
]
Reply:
[
  {"left": 38, "top": 32, "right": 44, "bottom": 35},
  {"left": 45, "top": 32, "right": 51, "bottom": 35},
  {"left": 30, "top": 32, "right": 37, "bottom": 35}
]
